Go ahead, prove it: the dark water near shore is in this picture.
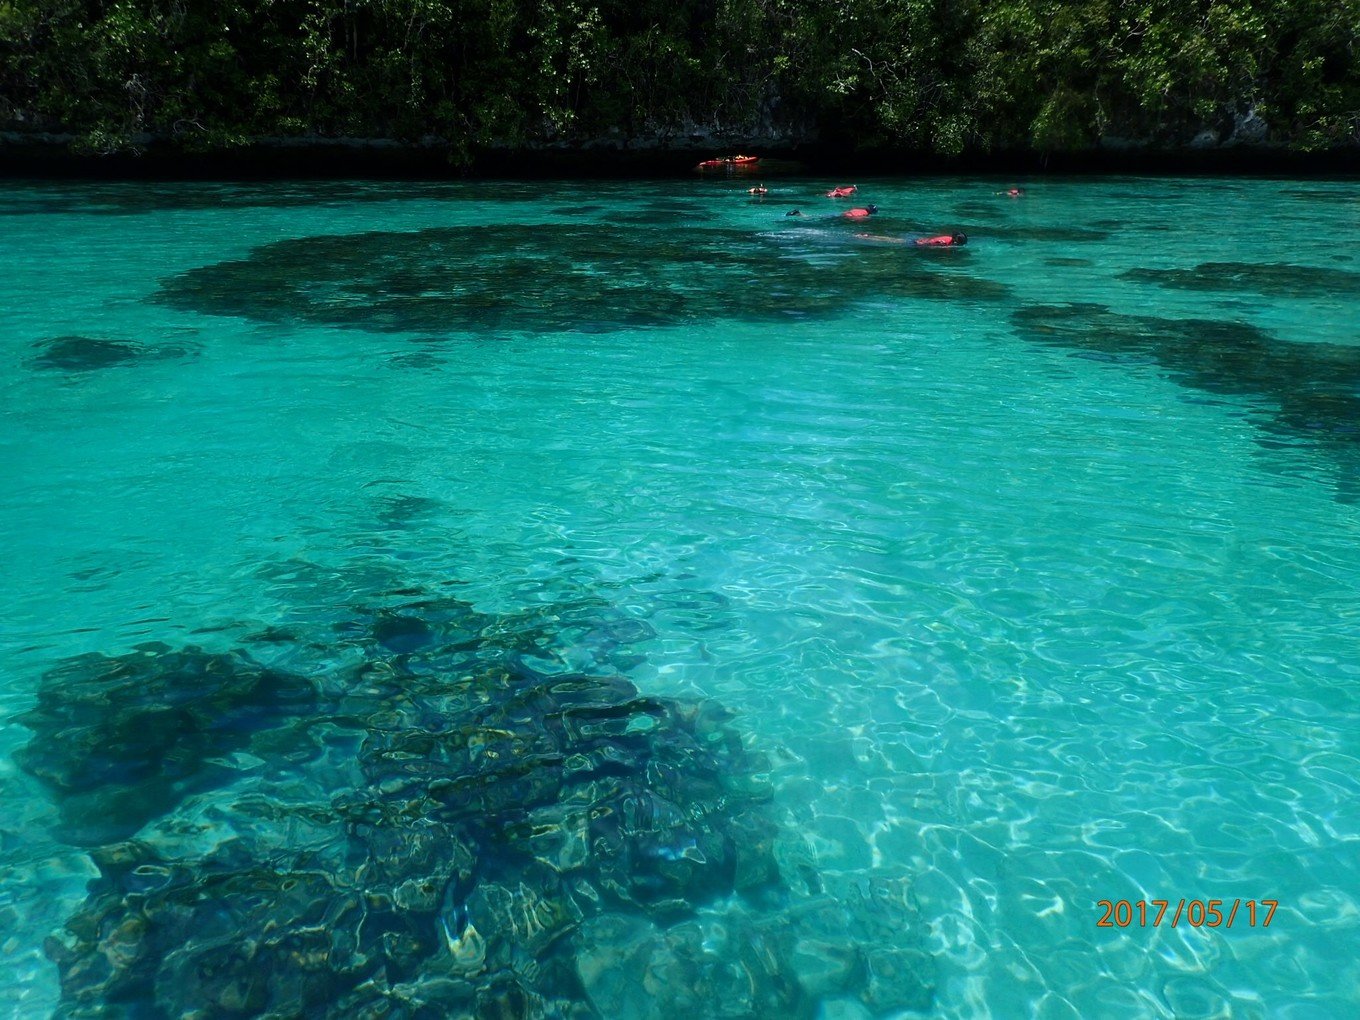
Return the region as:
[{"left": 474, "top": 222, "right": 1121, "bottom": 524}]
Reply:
[{"left": 2, "top": 176, "right": 1359, "bottom": 1018}]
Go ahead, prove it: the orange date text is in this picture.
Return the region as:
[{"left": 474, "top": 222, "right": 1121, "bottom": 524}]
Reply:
[{"left": 1096, "top": 899, "right": 1277, "bottom": 928}]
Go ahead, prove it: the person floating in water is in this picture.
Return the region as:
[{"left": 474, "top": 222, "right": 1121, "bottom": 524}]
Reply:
[
  {"left": 853, "top": 231, "right": 966, "bottom": 246},
  {"left": 915, "top": 232, "right": 967, "bottom": 246},
  {"left": 748, "top": 184, "right": 768, "bottom": 196},
  {"left": 996, "top": 188, "right": 1024, "bottom": 197},
  {"left": 827, "top": 185, "right": 857, "bottom": 198},
  {"left": 786, "top": 209, "right": 802, "bottom": 216},
  {"left": 842, "top": 205, "right": 878, "bottom": 219}
]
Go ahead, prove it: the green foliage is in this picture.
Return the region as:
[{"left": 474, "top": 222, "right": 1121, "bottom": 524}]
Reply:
[{"left": 0, "top": 0, "right": 1356, "bottom": 158}]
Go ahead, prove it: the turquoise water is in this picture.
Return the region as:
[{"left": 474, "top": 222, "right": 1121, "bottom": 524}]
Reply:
[{"left": 2, "top": 175, "right": 1359, "bottom": 1018}]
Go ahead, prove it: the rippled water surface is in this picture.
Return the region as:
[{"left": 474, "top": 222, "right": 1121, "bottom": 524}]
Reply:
[{"left": 3, "top": 176, "right": 1360, "bottom": 1019}]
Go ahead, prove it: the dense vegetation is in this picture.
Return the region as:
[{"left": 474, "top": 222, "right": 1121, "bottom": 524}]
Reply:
[{"left": 1, "top": 0, "right": 1357, "bottom": 160}]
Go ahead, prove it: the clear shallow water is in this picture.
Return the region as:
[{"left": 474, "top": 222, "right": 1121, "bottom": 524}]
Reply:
[{"left": 2, "top": 176, "right": 1359, "bottom": 1018}]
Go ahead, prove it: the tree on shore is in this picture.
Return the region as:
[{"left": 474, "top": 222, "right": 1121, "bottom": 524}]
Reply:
[{"left": 1, "top": 0, "right": 1356, "bottom": 158}]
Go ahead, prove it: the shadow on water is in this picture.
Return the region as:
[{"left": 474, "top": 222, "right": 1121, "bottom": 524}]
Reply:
[
  {"left": 1010, "top": 303, "right": 1360, "bottom": 501},
  {"left": 153, "top": 221, "right": 1011, "bottom": 337},
  {"left": 19, "top": 557, "right": 937, "bottom": 1017}
]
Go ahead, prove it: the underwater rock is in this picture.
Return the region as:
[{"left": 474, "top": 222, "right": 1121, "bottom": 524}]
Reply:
[
  {"left": 776, "top": 876, "right": 934, "bottom": 1010},
  {"left": 45, "top": 839, "right": 371, "bottom": 1019},
  {"left": 464, "top": 866, "right": 583, "bottom": 958},
  {"left": 816, "top": 998, "right": 876, "bottom": 1020},
  {"left": 31, "top": 336, "right": 145, "bottom": 371},
  {"left": 821, "top": 872, "right": 927, "bottom": 944},
  {"left": 1121, "top": 261, "right": 1360, "bottom": 298},
  {"left": 29, "top": 334, "right": 194, "bottom": 372},
  {"left": 16, "top": 643, "right": 315, "bottom": 844},
  {"left": 337, "top": 590, "right": 660, "bottom": 681},
  {"left": 371, "top": 493, "right": 447, "bottom": 532},
  {"left": 32, "top": 565, "right": 934, "bottom": 1016},
  {"left": 353, "top": 664, "right": 780, "bottom": 916},
  {"left": 860, "top": 946, "right": 936, "bottom": 1014},
  {"left": 37, "top": 586, "right": 813, "bottom": 1017},
  {"left": 646, "top": 918, "right": 783, "bottom": 1017},
  {"left": 573, "top": 913, "right": 662, "bottom": 1019},
  {"left": 572, "top": 878, "right": 936, "bottom": 1019},
  {"left": 387, "top": 351, "right": 445, "bottom": 370},
  {"left": 788, "top": 938, "right": 862, "bottom": 999},
  {"left": 371, "top": 612, "right": 438, "bottom": 654},
  {"left": 574, "top": 912, "right": 805, "bottom": 1020}
]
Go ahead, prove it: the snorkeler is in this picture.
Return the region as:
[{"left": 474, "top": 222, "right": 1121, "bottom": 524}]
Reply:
[
  {"left": 842, "top": 205, "right": 878, "bottom": 219},
  {"left": 995, "top": 188, "right": 1024, "bottom": 197},
  {"left": 827, "top": 185, "right": 858, "bottom": 198},
  {"left": 786, "top": 209, "right": 802, "bottom": 216},
  {"left": 915, "top": 232, "right": 968, "bottom": 246},
  {"left": 748, "top": 185, "right": 768, "bottom": 196}
]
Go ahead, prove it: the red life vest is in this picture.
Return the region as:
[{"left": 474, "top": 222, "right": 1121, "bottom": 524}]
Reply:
[
  {"left": 916, "top": 234, "right": 955, "bottom": 246},
  {"left": 843, "top": 207, "right": 874, "bottom": 219}
]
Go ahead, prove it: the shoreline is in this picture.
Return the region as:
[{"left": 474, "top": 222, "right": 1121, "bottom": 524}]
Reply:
[{"left": 3, "top": 135, "right": 1359, "bottom": 180}]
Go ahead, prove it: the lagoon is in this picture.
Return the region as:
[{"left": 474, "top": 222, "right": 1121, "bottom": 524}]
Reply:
[{"left": 2, "top": 175, "right": 1359, "bottom": 1018}]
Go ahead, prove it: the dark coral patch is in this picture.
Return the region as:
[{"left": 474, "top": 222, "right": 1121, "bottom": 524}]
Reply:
[
  {"left": 1011, "top": 303, "right": 1360, "bottom": 499},
  {"left": 372, "top": 494, "right": 447, "bottom": 532},
  {"left": 28, "top": 575, "right": 934, "bottom": 1016},
  {"left": 15, "top": 643, "right": 315, "bottom": 844},
  {"left": 959, "top": 224, "right": 1112, "bottom": 243},
  {"left": 387, "top": 350, "right": 445, "bottom": 369},
  {"left": 30, "top": 335, "right": 193, "bottom": 373},
  {"left": 31, "top": 336, "right": 145, "bottom": 371},
  {"left": 1121, "top": 261, "right": 1360, "bottom": 297},
  {"left": 32, "top": 637, "right": 778, "bottom": 1015},
  {"left": 154, "top": 222, "right": 1010, "bottom": 337}
]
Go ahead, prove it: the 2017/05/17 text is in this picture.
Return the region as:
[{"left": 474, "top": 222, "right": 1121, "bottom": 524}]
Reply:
[{"left": 1096, "top": 899, "right": 1278, "bottom": 928}]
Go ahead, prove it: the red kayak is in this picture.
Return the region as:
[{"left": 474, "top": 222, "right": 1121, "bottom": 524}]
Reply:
[
  {"left": 696, "top": 154, "right": 761, "bottom": 171},
  {"left": 827, "top": 185, "right": 857, "bottom": 198}
]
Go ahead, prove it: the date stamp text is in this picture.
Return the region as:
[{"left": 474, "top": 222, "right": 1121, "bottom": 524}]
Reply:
[{"left": 1096, "top": 899, "right": 1277, "bottom": 928}]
